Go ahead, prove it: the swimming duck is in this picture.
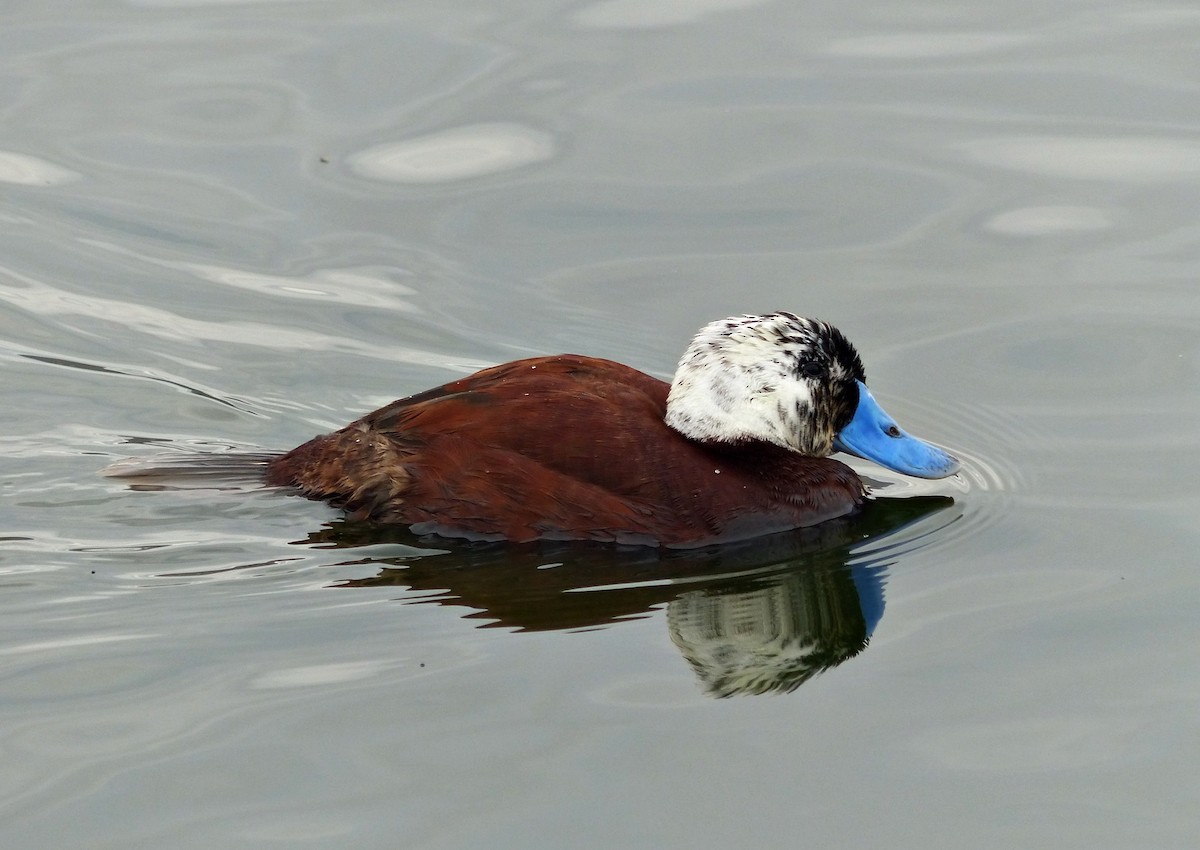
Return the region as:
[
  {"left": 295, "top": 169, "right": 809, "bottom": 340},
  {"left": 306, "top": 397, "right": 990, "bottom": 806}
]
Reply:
[{"left": 262, "top": 312, "right": 957, "bottom": 547}]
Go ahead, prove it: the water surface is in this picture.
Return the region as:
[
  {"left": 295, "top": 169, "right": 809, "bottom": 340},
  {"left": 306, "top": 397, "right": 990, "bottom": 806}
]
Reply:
[{"left": 2, "top": 1, "right": 1199, "bottom": 848}]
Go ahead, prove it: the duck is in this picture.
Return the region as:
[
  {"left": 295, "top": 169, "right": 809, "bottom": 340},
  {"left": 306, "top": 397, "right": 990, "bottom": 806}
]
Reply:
[{"left": 261, "top": 312, "right": 959, "bottom": 547}]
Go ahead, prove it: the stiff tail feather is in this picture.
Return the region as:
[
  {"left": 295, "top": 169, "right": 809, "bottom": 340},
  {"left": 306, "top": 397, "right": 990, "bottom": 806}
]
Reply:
[{"left": 103, "top": 451, "right": 283, "bottom": 491}]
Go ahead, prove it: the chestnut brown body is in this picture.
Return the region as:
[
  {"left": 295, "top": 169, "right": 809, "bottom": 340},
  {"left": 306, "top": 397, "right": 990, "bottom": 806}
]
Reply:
[{"left": 265, "top": 355, "right": 866, "bottom": 547}]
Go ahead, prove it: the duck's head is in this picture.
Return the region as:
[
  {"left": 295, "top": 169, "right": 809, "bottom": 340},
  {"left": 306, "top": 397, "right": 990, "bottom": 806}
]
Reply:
[{"left": 665, "top": 312, "right": 959, "bottom": 479}]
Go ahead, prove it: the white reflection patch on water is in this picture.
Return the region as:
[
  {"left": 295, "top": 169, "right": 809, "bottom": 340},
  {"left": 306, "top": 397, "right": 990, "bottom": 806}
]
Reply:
[
  {"left": 348, "top": 123, "right": 556, "bottom": 184},
  {"left": 984, "top": 205, "right": 1115, "bottom": 237},
  {"left": 962, "top": 135, "right": 1200, "bottom": 181},
  {"left": 826, "top": 32, "right": 1035, "bottom": 59},
  {"left": 183, "top": 265, "right": 418, "bottom": 311},
  {"left": 0, "top": 634, "right": 156, "bottom": 656},
  {"left": 0, "top": 151, "right": 80, "bottom": 186},
  {"left": 125, "top": 0, "right": 314, "bottom": 6},
  {"left": 575, "top": 0, "right": 768, "bottom": 29},
  {"left": 73, "top": 239, "right": 421, "bottom": 312},
  {"left": 251, "top": 660, "right": 393, "bottom": 689},
  {"left": 0, "top": 274, "right": 460, "bottom": 368}
]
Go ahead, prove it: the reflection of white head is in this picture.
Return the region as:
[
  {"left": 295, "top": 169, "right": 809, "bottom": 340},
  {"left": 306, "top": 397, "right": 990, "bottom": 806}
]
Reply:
[
  {"left": 667, "top": 572, "right": 869, "bottom": 698},
  {"left": 665, "top": 313, "right": 865, "bottom": 455}
]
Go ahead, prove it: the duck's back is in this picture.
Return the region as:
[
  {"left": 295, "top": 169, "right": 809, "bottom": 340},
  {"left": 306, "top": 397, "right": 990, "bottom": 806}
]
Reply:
[{"left": 265, "top": 355, "right": 865, "bottom": 546}]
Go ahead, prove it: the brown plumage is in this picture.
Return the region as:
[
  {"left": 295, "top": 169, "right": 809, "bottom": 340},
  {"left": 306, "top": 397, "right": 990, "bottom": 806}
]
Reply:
[{"left": 264, "top": 355, "right": 866, "bottom": 546}]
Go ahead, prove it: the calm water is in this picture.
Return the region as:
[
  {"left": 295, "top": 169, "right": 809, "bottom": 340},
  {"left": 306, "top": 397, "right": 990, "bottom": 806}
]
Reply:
[{"left": 3, "top": 1, "right": 1199, "bottom": 847}]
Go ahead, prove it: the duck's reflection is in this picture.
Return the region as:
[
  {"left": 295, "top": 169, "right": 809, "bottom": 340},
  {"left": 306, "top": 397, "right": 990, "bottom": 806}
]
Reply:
[{"left": 304, "top": 496, "right": 956, "bottom": 697}]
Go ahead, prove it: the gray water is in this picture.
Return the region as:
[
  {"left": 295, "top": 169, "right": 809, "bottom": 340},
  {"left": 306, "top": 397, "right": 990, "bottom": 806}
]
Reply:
[{"left": 3, "top": 1, "right": 1199, "bottom": 847}]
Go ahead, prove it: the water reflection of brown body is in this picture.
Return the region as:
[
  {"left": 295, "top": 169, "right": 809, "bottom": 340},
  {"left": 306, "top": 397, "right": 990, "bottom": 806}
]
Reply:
[{"left": 310, "top": 496, "right": 955, "bottom": 697}]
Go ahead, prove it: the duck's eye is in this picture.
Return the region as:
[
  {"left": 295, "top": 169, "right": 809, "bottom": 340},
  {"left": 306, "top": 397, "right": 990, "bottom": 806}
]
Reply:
[{"left": 797, "top": 361, "right": 824, "bottom": 379}]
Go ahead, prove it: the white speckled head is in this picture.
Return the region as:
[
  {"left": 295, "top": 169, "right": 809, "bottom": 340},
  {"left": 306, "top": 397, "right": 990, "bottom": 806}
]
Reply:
[{"left": 665, "top": 313, "right": 865, "bottom": 455}]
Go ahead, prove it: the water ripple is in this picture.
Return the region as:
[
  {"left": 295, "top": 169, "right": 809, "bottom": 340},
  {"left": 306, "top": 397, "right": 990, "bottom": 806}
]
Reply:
[
  {"left": 850, "top": 397, "right": 1033, "bottom": 554},
  {"left": 0, "top": 151, "right": 80, "bottom": 186},
  {"left": 0, "top": 272, "right": 467, "bottom": 369},
  {"left": 347, "top": 123, "right": 556, "bottom": 184}
]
